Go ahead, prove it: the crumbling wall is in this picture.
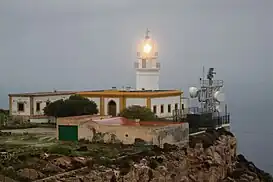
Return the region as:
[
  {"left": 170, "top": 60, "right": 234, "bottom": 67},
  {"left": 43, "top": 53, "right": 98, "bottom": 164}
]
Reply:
[
  {"left": 80, "top": 123, "right": 155, "bottom": 144},
  {"left": 152, "top": 123, "right": 189, "bottom": 147},
  {"left": 79, "top": 122, "right": 189, "bottom": 147}
]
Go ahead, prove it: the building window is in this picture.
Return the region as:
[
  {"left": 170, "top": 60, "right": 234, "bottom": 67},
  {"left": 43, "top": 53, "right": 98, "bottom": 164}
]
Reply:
[
  {"left": 17, "top": 103, "right": 24, "bottom": 112},
  {"left": 36, "top": 102, "right": 41, "bottom": 112},
  {"left": 160, "top": 105, "right": 164, "bottom": 113},
  {"left": 168, "top": 104, "right": 171, "bottom": 113},
  {"left": 181, "top": 104, "right": 184, "bottom": 110},
  {"left": 142, "top": 59, "right": 146, "bottom": 68},
  {"left": 175, "top": 103, "right": 178, "bottom": 110},
  {"left": 153, "top": 105, "right": 157, "bottom": 113}
]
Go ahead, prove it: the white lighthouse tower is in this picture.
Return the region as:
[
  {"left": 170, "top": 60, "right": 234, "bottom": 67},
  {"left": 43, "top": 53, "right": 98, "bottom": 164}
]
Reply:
[{"left": 135, "top": 29, "right": 160, "bottom": 90}]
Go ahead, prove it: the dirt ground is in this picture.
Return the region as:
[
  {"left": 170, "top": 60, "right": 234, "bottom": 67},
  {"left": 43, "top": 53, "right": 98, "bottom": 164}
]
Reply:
[
  {"left": 0, "top": 128, "right": 56, "bottom": 148},
  {"left": 2, "top": 127, "right": 56, "bottom": 136}
]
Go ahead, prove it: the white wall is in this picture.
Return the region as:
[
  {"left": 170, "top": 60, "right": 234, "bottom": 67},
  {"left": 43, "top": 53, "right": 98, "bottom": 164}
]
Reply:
[
  {"left": 11, "top": 96, "right": 31, "bottom": 116},
  {"left": 29, "top": 117, "right": 56, "bottom": 124},
  {"left": 136, "top": 70, "right": 159, "bottom": 90},
  {"left": 33, "top": 95, "right": 71, "bottom": 115},
  {"left": 126, "top": 98, "right": 147, "bottom": 107},
  {"left": 87, "top": 97, "right": 100, "bottom": 113},
  {"left": 11, "top": 94, "right": 73, "bottom": 116},
  {"left": 104, "top": 97, "right": 120, "bottom": 116},
  {"left": 151, "top": 96, "right": 181, "bottom": 118}
]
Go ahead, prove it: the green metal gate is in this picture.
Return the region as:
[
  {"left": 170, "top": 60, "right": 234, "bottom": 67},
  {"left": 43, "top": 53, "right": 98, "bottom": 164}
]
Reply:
[{"left": 58, "top": 125, "right": 78, "bottom": 141}]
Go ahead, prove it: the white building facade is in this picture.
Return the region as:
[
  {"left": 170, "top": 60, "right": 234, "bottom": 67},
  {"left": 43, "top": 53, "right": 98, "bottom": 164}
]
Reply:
[
  {"left": 9, "top": 91, "right": 76, "bottom": 119},
  {"left": 9, "top": 90, "right": 186, "bottom": 119}
]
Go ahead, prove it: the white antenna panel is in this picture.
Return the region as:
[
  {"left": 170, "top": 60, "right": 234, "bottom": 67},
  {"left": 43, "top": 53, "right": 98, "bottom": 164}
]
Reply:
[
  {"left": 189, "top": 87, "right": 199, "bottom": 98},
  {"left": 216, "top": 104, "right": 221, "bottom": 112},
  {"left": 213, "top": 91, "right": 225, "bottom": 102}
]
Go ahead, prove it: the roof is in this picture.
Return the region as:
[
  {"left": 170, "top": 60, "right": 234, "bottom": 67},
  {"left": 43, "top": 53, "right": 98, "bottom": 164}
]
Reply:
[
  {"left": 9, "top": 89, "right": 182, "bottom": 98},
  {"left": 78, "top": 89, "right": 182, "bottom": 98},
  {"left": 57, "top": 115, "right": 111, "bottom": 125},
  {"left": 57, "top": 116, "right": 184, "bottom": 127},
  {"left": 9, "top": 91, "right": 77, "bottom": 97},
  {"left": 93, "top": 117, "right": 184, "bottom": 126}
]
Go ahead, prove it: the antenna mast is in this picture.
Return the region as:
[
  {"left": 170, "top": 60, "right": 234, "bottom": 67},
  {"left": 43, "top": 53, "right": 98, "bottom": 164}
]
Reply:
[
  {"left": 145, "top": 28, "right": 150, "bottom": 39},
  {"left": 202, "top": 66, "right": 205, "bottom": 82},
  {"left": 199, "top": 68, "right": 224, "bottom": 114}
]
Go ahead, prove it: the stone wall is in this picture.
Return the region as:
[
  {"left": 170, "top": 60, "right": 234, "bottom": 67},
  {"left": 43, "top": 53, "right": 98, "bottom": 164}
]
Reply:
[
  {"left": 152, "top": 123, "right": 189, "bottom": 147},
  {"left": 10, "top": 115, "right": 31, "bottom": 123},
  {"left": 78, "top": 122, "right": 189, "bottom": 147}
]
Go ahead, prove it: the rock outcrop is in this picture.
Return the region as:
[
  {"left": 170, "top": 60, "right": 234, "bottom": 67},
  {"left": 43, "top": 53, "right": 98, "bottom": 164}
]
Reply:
[
  {"left": 224, "top": 154, "right": 273, "bottom": 182},
  {"left": 45, "top": 128, "right": 272, "bottom": 182},
  {"left": 1, "top": 128, "right": 272, "bottom": 182}
]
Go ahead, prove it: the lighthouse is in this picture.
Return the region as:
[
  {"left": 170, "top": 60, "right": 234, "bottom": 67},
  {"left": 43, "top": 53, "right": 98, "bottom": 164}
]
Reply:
[{"left": 135, "top": 29, "right": 160, "bottom": 90}]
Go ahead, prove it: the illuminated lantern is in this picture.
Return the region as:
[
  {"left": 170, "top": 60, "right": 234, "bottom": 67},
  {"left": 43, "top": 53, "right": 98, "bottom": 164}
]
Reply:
[
  {"left": 135, "top": 29, "right": 160, "bottom": 90},
  {"left": 137, "top": 29, "right": 158, "bottom": 59}
]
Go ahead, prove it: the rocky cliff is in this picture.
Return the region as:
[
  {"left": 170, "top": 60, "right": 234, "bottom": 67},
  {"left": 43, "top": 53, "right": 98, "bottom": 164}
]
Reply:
[
  {"left": 37, "top": 128, "right": 272, "bottom": 182},
  {"left": 1, "top": 128, "right": 272, "bottom": 182}
]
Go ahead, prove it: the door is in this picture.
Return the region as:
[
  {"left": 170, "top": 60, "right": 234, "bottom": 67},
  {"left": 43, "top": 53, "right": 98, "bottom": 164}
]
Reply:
[
  {"left": 108, "top": 100, "right": 117, "bottom": 116},
  {"left": 58, "top": 125, "right": 78, "bottom": 141}
]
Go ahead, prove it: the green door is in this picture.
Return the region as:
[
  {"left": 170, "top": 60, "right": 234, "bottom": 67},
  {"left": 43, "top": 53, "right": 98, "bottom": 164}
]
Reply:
[{"left": 58, "top": 125, "right": 78, "bottom": 141}]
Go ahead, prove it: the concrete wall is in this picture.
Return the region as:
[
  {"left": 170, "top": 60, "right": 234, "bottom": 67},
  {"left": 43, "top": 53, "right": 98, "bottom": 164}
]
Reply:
[
  {"left": 78, "top": 122, "right": 189, "bottom": 147},
  {"left": 151, "top": 96, "right": 181, "bottom": 118}
]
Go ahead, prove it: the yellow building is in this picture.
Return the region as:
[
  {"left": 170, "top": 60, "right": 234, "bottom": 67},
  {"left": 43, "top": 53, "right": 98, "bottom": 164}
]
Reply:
[
  {"left": 77, "top": 89, "right": 183, "bottom": 117},
  {"left": 8, "top": 89, "right": 185, "bottom": 119}
]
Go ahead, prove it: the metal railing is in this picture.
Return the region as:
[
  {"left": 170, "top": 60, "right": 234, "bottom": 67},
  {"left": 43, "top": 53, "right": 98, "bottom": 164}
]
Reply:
[
  {"left": 172, "top": 108, "right": 230, "bottom": 133},
  {"left": 200, "top": 79, "right": 224, "bottom": 88}
]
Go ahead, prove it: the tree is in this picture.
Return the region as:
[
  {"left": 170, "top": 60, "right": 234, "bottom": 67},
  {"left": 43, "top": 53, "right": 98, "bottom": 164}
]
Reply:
[
  {"left": 118, "top": 105, "right": 157, "bottom": 121},
  {"left": 44, "top": 95, "right": 98, "bottom": 117}
]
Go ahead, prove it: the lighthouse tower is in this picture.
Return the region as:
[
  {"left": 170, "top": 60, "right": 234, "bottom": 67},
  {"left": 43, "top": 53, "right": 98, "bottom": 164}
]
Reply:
[{"left": 135, "top": 29, "right": 160, "bottom": 90}]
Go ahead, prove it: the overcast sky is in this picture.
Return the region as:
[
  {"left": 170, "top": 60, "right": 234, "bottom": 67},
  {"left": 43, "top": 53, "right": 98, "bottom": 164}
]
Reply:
[
  {"left": 1, "top": 0, "right": 273, "bottom": 171},
  {"left": 0, "top": 0, "right": 272, "bottom": 108}
]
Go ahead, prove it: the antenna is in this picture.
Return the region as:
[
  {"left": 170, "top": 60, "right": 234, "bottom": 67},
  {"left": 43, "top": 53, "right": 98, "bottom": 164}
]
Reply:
[
  {"left": 189, "top": 67, "right": 224, "bottom": 115},
  {"left": 202, "top": 66, "right": 205, "bottom": 81},
  {"left": 145, "top": 28, "right": 150, "bottom": 39}
]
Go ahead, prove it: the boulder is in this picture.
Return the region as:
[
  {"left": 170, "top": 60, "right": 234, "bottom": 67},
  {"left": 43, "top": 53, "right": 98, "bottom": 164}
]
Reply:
[{"left": 17, "top": 168, "right": 45, "bottom": 181}]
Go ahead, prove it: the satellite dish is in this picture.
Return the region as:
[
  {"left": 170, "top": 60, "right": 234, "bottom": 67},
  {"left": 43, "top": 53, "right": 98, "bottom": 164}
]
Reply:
[
  {"left": 213, "top": 91, "right": 225, "bottom": 102},
  {"left": 189, "top": 87, "right": 199, "bottom": 98},
  {"left": 216, "top": 104, "right": 221, "bottom": 113}
]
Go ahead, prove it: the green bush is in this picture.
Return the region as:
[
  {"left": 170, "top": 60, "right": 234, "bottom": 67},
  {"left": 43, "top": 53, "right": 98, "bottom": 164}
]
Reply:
[
  {"left": 47, "top": 145, "right": 72, "bottom": 156},
  {"left": 44, "top": 94, "right": 98, "bottom": 117},
  {"left": 118, "top": 105, "right": 157, "bottom": 121}
]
